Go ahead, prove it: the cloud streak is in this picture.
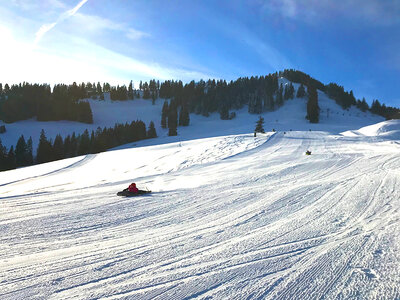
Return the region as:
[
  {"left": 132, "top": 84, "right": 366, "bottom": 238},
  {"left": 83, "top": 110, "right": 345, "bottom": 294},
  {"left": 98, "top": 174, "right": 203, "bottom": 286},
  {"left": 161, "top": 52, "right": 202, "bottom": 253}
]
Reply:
[
  {"left": 71, "top": 13, "right": 150, "bottom": 41},
  {"left": 34, "top": 0, "right": 88, "bottom": 44},
  {"left": 0, "top": 26, "right": 212, "bottom": 86},
  {"left": 256, "top": 0, "right": 400, "bottom": 26},
  {"left": 126, "top": 28, "right": 150, "bottom": 41}
]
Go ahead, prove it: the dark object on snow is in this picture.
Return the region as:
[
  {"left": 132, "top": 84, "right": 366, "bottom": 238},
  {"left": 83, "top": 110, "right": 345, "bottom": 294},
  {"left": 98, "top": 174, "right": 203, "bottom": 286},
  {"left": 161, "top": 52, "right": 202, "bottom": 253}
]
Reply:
[
  {"left": 117, "top": 183, "right": 151, "bottom": 196},
  {"left": 0, "top": 125, "right": 5, "bottom": 134},
  {"left": 305, "top": 150, "right": 312, "bottom": 155},
  {"left": 117, "top": 188, "right": 151, "bottom": 197}
]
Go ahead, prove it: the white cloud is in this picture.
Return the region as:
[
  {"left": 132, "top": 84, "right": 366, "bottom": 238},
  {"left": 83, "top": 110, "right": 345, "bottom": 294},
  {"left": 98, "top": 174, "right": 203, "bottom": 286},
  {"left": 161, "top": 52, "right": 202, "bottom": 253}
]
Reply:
[
  {"left": 64, "top": 0, "right": 88, "bottom": 17},
  {"left": 0, "top": 26, "right": 210, "bottom": 85},
  {"left": 66, "top": 13, "right": 150, "bottom": 41},
  {"left": 34, "top": 22, "right": 57, "bottom": 44},
  {"left": 11, "top": 0, "right": 65, "bottom": 11},
  {"left": 126, "top": 28, "right": 150, "bottom": 40},
  {"left": 1, "top": 2, "right": 209, "bottom": 86},
  {"left": 34, "top": 0, "right": 89, "bottom": 45},
  {"left": 256, "top": 0, "right": 400, "bottom": 26}
]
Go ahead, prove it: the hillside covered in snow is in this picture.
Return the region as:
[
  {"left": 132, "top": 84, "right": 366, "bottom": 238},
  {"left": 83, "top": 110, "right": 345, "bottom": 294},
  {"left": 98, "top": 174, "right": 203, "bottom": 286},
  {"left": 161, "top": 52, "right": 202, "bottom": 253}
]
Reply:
[
  {"left": 0, "top": 76, "right": 385, "bottom": 154},
  {"left": 1, "top": 117, "right": 400, "bottom": 298},
  {"left": 1, "top": 72, "right": 399, "bottom": 299}
]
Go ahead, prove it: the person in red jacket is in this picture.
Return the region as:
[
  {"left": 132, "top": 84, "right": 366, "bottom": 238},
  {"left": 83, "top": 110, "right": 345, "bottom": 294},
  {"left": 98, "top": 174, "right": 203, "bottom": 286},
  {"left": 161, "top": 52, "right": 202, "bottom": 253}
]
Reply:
[
  {"left": 128, "top": 182, "right": 139, "bottom": 193},
  {"left": 118, "top": 183, "right": 151, "bottom": 196}
]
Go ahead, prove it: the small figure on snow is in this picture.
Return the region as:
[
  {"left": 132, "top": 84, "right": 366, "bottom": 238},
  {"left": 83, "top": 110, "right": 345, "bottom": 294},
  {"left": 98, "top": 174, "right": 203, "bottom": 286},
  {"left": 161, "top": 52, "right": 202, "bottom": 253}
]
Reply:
[
  {"left": 305, "top": 150, "right": 312, "bottom": 155},
  {"left": 128, "top": 182, "right": 139, "bottom": 193},
  {"left": 117, "top": 183, "right": 151, "bottom": 197}
]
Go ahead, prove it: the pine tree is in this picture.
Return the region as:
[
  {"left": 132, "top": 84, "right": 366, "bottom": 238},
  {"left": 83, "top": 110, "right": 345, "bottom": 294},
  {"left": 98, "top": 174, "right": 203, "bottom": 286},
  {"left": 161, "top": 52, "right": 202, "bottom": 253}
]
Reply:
[
  {"left": 254, "top": 94, "right": 262, "bottom": 114},
  {"left": 219, "top": 105, "right": 229, "bottom": 120},
  {"left": 168, "top": 101, "right": 178, "bottom": 136},
  {"left": 255, "top": 116, "right": 265, "bottom": 133},
  {"left": 78, "top": 129, "right": 90, "bottom": 155},
  {"left": 296, "top": 83, "right": 306, "bottom": 98},
  {"left": 288, "top": 82, "right": 295, "bottom": 99},
  {"left": 77, "top": 102, "right": 93, "bottom": 124},
  {"left": 371, "top": 99, "right": 382, "bottom": 115},
  {"left": 128, "top": 80, "right": 134, "bottom": 100},
  {"left": 36, "top": 129, "right": 53, "bottom": 164},
  {"left": 147, "top": 121, "right": 157, "bottom": 138},
  {"left": 360, "top": 97, "right": 369, "bottom": 112},
  {"left": 96, "top": 82, "right": 102, "bottom": 95},
  {"left": 168, "top": 126, "right": 177, "bottom": 136},
  {"left": 53, "top": 134, "right": 64, "bottom": 161},
  {"left": 306, "top": 86, "right": 319, "bottom": 123},
  {"left": 179, "top": 105, "right": 190, "bottom": 125},
  {"left": 6, "top": 146, "right": 16, "bottom": 170},
  {"left": 69, "top": 132, "right": 78, "bottom": 158},
  {"left": 63, "top": 135, "right": 71, "bottom": 158},
  {"left": 161, "top": 101, "right": 168, "bottom": 129},
  {"left": 92, "top": 127, "right": 104, "bottom": 153},
  {"left": 248, "top": 93, "right": 256, "bottom": 114},
  {"left": 0, "top": 139, "right": 8, "bottom": 171},
  {"left": 142, "top": 82, "right": 151, "bottom": 99},
  {"left": 284, "top": 84, "right": 290, "bottom": 100},
  {"left": 15, "top": 135, "right": 28, "bottom": 167},
  {"left": 89, "top": 131, "right": 95, "bottom": 153},
  {"left": 26, "top": 137, "right": 33, "bottom": 165},
  {"left": 276, "top": 83, "right": 284, "bottom": 106},
  {"left": 4, "top": 83, "right": 9, "bottom": 93},
  {"left": 80, "top": 82, "right": 87, "bottom": 99}
]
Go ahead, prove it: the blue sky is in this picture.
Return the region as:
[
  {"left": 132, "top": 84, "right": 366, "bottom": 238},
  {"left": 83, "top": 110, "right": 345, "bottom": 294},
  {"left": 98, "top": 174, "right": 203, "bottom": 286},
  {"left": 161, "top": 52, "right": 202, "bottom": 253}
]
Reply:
[{"left": 0, "top": 0, "right": 399, "bottom": 106}]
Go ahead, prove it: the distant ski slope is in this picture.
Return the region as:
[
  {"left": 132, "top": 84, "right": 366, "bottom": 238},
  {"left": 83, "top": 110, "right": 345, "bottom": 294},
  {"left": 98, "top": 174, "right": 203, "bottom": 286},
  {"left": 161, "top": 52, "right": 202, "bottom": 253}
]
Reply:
[
  {"left": 0, "top": 78, "right": 384, "bottom": 152},
  {"left": 1, "top": 122, "right": 399, "bottom": 299}
]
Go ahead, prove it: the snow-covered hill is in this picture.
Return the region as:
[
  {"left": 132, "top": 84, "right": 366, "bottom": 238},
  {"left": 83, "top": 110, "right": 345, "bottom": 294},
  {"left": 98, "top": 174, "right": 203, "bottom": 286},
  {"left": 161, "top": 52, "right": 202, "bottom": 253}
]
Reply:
[
  {"left": 1, "top": 80, "right": 399, "bottom": 299},
  {"left": 1, "top": 119, "right": 400, "bottom": 298},
  {"left": 343, "top": 119, "right": 400, "bottom": 140},
  {"left": 0, "top": 79, "right": 384, "bottom": 153}
]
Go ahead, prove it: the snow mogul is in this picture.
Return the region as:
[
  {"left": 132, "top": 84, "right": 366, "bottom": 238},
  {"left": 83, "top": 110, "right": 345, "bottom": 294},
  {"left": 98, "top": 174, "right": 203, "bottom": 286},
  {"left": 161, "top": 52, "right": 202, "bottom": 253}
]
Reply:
[{"left": 117, "top": 183, "right": 151, "bottom": 196}]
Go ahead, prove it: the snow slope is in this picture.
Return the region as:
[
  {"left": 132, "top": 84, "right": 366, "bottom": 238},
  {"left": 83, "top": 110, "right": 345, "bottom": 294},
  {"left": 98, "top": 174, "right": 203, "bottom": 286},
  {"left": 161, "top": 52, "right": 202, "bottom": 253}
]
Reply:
[
  {"left": 1, "top": 125, "right": 399, "bottom": 299},
  {"left": 0, "top": 81, "right": 398, "bottom": 299},
  {"left": 0, "top": 80, "right": 384, "bottom": 153},
  {"left": 342, "top": 119, "right": 400, "bottom": 140}
]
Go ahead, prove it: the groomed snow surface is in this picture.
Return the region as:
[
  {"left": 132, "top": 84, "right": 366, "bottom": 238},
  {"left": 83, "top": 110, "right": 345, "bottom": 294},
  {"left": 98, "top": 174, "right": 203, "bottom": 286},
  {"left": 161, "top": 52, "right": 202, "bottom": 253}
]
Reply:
[
  {"left": 1, "top": 127, "right": 400, "bottom": 299},
  {"left": 1, "top": 84, "right": 399, "bottom": 299}
]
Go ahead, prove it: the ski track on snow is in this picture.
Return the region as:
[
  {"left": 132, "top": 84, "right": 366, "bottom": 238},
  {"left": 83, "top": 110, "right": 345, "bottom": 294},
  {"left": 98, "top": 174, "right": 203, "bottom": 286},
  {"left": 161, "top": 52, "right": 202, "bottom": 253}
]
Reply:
[{"left": 0, "top": 131, "right": 399, "bottom": 299}]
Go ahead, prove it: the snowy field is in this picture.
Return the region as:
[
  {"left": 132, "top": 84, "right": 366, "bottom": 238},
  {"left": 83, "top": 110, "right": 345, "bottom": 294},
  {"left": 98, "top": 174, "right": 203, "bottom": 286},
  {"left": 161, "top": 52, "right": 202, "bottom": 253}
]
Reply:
[
  {"left": 1, "top": 84, "right": 399, "bottom": 299},
  {"left": 1, "top": 121, "right": 400, "bottom": 299}
]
